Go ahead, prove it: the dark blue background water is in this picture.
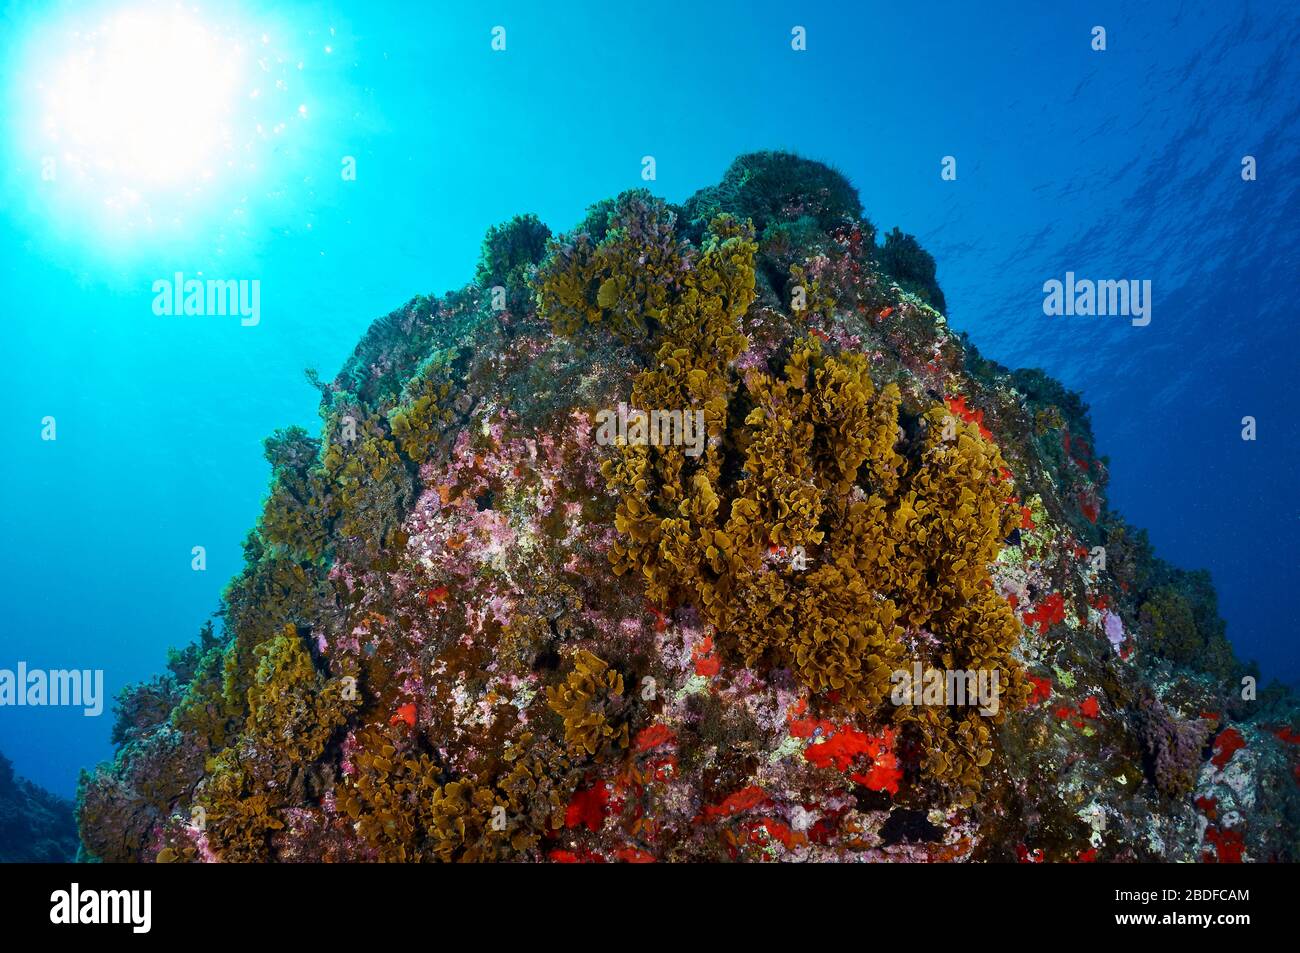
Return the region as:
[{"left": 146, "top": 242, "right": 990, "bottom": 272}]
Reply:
[{"left": 1, "top": 0, "right": 1296, "bottom": 795}]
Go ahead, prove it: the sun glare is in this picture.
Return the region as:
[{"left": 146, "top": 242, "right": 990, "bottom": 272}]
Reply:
[
  {"left": 13, "top": 2, "right": 321, "bottom": 247},
  {"left": 38, "top": 6, "right": 246, "bottom": 193}
]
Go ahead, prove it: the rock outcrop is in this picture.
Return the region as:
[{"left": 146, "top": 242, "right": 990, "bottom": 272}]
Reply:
[
  {"left": 0, "top": 752, "right": 78, "bottom": 862},
  {"left": 78, "top": 153, "right": 1300, "bottom": 863}
]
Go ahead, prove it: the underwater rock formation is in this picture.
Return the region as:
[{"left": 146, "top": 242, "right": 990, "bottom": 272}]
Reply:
[
  {"left": 0, "top": 751, "right": 78, "bottom": 862},
  {"left": 78, "top": 152, "right": 1299, "bottom": 862}
]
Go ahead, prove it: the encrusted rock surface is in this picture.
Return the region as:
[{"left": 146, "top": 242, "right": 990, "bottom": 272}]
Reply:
[{"left": 0, "top": 751, "right": 78, "bottom": 862}]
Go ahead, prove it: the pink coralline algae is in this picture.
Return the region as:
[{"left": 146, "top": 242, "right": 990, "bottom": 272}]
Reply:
[{"left": 1103, "top": 609, "right": 1125, "bottom": 649}]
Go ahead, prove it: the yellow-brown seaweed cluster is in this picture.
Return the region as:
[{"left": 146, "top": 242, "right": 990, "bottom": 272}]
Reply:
[
  {"left": 388, "top": 351, "right": 458, "bottom": 463},
  {"left": 891, "top": 407, "right": 1028, "bottom": 792},
  {"left": 340, "top": 727, "right": 569, "bottom": 862},
  {"left": 546, "top": 650, "right": 630, "bottom": 758},
  {"left": 199, "top": 625, "right": 359, "bottom": 861},
  {"left": 543, "top": 197, "right": 1026, "bottom": 795},
  {"left": 535, "top": 190, "right": 685, "bottom": 339}
]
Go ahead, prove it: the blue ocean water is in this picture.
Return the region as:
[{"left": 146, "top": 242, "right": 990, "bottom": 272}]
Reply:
[{"left": 0, "top": 0, "right": 1295, "bottom": 797}]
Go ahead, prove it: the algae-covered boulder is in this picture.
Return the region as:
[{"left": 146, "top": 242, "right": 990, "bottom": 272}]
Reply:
[
  {"left": 0, "top": 752, "right": 78, "bottom": 862},
  {"left": 78, "top": 152, "right": 1299, "bottom": 863}
]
